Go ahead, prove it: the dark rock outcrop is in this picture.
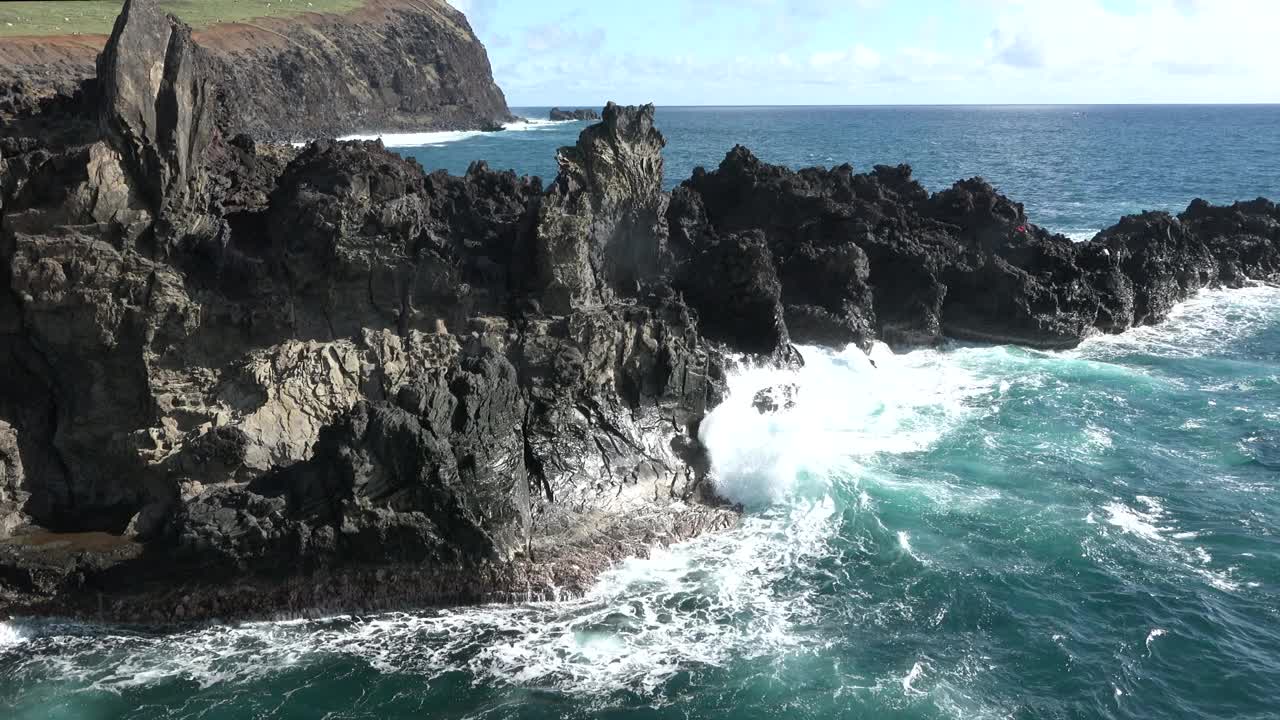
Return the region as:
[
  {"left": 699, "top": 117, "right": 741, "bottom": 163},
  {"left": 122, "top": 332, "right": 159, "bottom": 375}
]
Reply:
[
  {"left": 675, "top": 146, "right": 1280, "bottom": 351},
  {"left": 550, "top": 108, "right": 602, "bottom": 122},
  {"left": 0, "top": 3, "right": 732, "bottom": 621},
  {"left": 534, "top": 102, "right": 668, "bottom": 313},
  {"left": 96, "top": 0, "right": 214, "bottom": 216},
  {"left": 0, "top": 0, "right": 512, "bottom": 141}
]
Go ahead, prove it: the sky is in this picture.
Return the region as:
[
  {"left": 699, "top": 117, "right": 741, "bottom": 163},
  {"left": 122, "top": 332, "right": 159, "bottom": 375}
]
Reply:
[{"left": 444, "top": 0, "right": 1280, "bottom": 106}]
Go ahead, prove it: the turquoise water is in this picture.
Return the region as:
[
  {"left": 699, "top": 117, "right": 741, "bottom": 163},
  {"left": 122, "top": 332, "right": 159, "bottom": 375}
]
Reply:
[{"left": 3, "top": 108, "right": 1279, "bottom": 719}]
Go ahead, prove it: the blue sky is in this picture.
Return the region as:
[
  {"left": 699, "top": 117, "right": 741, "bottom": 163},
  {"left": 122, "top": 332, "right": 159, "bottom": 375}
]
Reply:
[{"left": 445, "top": 0, "right": 1279, "bottom": 106}]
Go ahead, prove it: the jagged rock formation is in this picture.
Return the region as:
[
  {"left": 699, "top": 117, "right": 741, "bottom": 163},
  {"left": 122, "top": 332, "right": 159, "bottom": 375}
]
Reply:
[
  {"left": 534, "top": 102, "right": 669, "bottom": 312},
  {"left": 0, "top": 0, "right": 512, "bottom": 141},
  {"left": 2, "top": 0, "right": 1278, "bottom": 622},
  {"left": 550, "top": 108, "right": 601, "bottom": 122},
  {"left": 0, "top": 1, "right": 731, "bottom": 621},
  {"left": 669, "top": 147, "right": 1280, "bottom": 352}
]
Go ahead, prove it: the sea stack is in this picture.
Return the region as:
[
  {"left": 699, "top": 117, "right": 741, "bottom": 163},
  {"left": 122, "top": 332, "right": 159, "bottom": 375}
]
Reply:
[{"left": 550, "top": 107, "right": 603, "bottom": 121}]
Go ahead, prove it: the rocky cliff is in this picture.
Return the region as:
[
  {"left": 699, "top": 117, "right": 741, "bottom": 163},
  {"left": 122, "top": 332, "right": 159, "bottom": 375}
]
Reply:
[
  {"left": 0, "top": 0, "right": 512, "bottom": 141},
  {"left": 2, "top": 0, "right": 1278, "bottom": 622}
]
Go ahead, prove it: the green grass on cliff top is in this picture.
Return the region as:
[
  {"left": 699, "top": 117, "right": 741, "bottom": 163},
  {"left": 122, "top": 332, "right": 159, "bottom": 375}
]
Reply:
[{"left": 0, "top": 0, "right": 365, "bottom": 38}]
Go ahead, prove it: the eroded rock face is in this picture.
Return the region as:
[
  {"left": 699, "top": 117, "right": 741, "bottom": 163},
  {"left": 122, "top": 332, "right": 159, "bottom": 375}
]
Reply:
[
  {"left": 535, "top": 102, "right": 668, "bottom": 312},
  {"left": 96, "top": 0, "right": 214, "bottom": 222},
  {"left": 207, "top": 0, "right": 514, "bottom": 140},
  {"left": 550, "top": 108, "right": 601, "bottom": 122},
  {"left": 676, "top": 146, "right": 1280, "bottom": 351},
  {"left": 0, "top": 0, "right": 732, "bottom": 620}
]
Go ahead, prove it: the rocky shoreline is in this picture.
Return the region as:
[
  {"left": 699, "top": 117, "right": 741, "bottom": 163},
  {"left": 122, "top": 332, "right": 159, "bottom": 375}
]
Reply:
[
  {"left": 0, "top": 0, "right": 512, "bottom": 141},
  {"left": 2, "top": 0, "right": 1278, "bottom": 624}
]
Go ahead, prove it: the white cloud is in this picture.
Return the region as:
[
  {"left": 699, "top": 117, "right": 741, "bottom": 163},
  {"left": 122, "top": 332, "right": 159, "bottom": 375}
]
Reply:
[
  {"left": 809, "top": 44, "right": 880, "bottom": 70},
  {"left": 970, "top": 0, "right": 1280, "bottom": 101},
  {"left": 985, "top": 0, "right": 1280, "bottom": 77},
  {"left": 852, "top": 45, "right": 881, "bottom": 69},
  {"left": 478, "top": 0, "right": 1280, "bottom": 104},
  {"left": 444, "top": 0, "right": 497, "bottom": 32},
  {"left": 522, "top": 23, "right": 606, "bottom": 54}
]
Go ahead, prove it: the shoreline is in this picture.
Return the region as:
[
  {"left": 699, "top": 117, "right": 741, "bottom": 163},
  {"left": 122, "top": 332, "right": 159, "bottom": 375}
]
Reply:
[{"left": 1, "top": 0, "right": 1278, "bottom": 625}]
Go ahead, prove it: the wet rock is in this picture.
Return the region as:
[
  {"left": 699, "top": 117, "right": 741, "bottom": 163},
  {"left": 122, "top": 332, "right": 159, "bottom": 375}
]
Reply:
[{"left": 752, "top": 384, "right": 798, "bottom": 415}]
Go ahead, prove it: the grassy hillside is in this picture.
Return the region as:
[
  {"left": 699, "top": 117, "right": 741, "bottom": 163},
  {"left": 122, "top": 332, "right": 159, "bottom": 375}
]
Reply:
[{"left": 0, "top": 0, "right": 365, "bottom": 38}]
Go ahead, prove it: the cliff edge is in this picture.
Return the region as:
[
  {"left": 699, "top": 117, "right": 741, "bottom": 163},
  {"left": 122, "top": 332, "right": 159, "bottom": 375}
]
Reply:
[{"left": 0, "top": 0, "right": 512, "bottom": 140}]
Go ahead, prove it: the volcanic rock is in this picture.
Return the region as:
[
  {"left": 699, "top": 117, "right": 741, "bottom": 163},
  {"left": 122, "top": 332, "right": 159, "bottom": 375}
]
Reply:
[
  {"left": 0, "top": 0, "right": 513, "bottom": 141},
  {"left": 1, "top": 0, "right": 1277, "bottom": 623},
  {"left": 550, "top": 108, "right": 602, "bottom": 122}
]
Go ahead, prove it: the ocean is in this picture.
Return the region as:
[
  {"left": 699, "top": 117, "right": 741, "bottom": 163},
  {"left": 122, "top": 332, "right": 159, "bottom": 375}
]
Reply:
[{"left": 3, "top": 106, "right": 1279, "bottom": 719}]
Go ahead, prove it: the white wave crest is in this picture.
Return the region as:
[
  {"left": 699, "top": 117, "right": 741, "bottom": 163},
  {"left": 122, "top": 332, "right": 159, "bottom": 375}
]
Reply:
[
  {"left": 1098, "top": 496, "right": 1239, "bottom": 592},
  {"left": 3, "top": 501, "right": 839, "bottom": 698},
  {"left": 1062, "top": 229, "right": 1100, "bottom": 242},
  {"left": 337, "top": 118, "right": 575, "bottom": 148},
  {"left": 0, "top": 621, "right": 25, "bottom": 649},
  {"left": 701, "top": 343, "right": 996, "bottom": 507},
  {"left": 1073, "top": 284, "right": 1280, "bottom": 360}
]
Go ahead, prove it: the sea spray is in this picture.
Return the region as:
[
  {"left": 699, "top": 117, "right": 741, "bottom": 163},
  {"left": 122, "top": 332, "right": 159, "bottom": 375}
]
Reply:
[
  {"left": 702, "top": 343, "right": 997, "bottom": 508},
  {"left": 338, "top": 118, "right": 575, "bottom": 148},
  {"left": 3, "top": 287, "right": 1279, "bottom": 718}
]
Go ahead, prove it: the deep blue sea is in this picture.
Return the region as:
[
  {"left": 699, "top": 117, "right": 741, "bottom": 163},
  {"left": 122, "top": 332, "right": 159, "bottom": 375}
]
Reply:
[
  {"left": 3, "top": 106, "right": 1279, "bottom": 719},
  {"left": 387, "top": 105, "right": 1280, "bottom": 239}
]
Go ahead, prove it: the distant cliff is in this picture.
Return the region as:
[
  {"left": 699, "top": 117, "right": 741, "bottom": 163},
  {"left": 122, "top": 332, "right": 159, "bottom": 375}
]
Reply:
[{"left": 0, "top": 0, "right": 512, "bottom": 140}]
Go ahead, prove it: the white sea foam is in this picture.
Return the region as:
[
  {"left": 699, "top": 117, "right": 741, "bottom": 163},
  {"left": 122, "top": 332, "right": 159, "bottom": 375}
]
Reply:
[
  {"left": 702, "top": 342, "right": 995, "bottom": 507},
  {"left": 1099, "top": 497, "right": 1239, "bottom": 592},
  {"left": 1104, "top": 499, "right": 1170, "bottom": 541},
  {"left": 1062, "top": 229, "right": 1100, "bottom": 242},
  {"left": 902, "top": 660, "right": 927, "bottom": 695},
  {"left": 1145, "top": 628, "right": 1167, "bottom": 654},
  {"left": 337, "top": 118, "right": 574, "bottom": 148},
  {"left": 5, "top": 501, "right": 838, "bottom": 698},
  {"left": 0, "top": 621, "right": 25, "bottom": 649},
  {"left": 1072, "top": 284, "right": 1280, "bottom": 360}
]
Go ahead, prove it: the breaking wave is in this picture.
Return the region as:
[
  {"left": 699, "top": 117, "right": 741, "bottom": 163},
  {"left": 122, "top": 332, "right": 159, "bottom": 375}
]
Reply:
[
  {"left": 338, "top": 118, "right": 575, "bottom": 148},
  {"left": 3, "top": 285, "right": 1278, "bottom": 718}
]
